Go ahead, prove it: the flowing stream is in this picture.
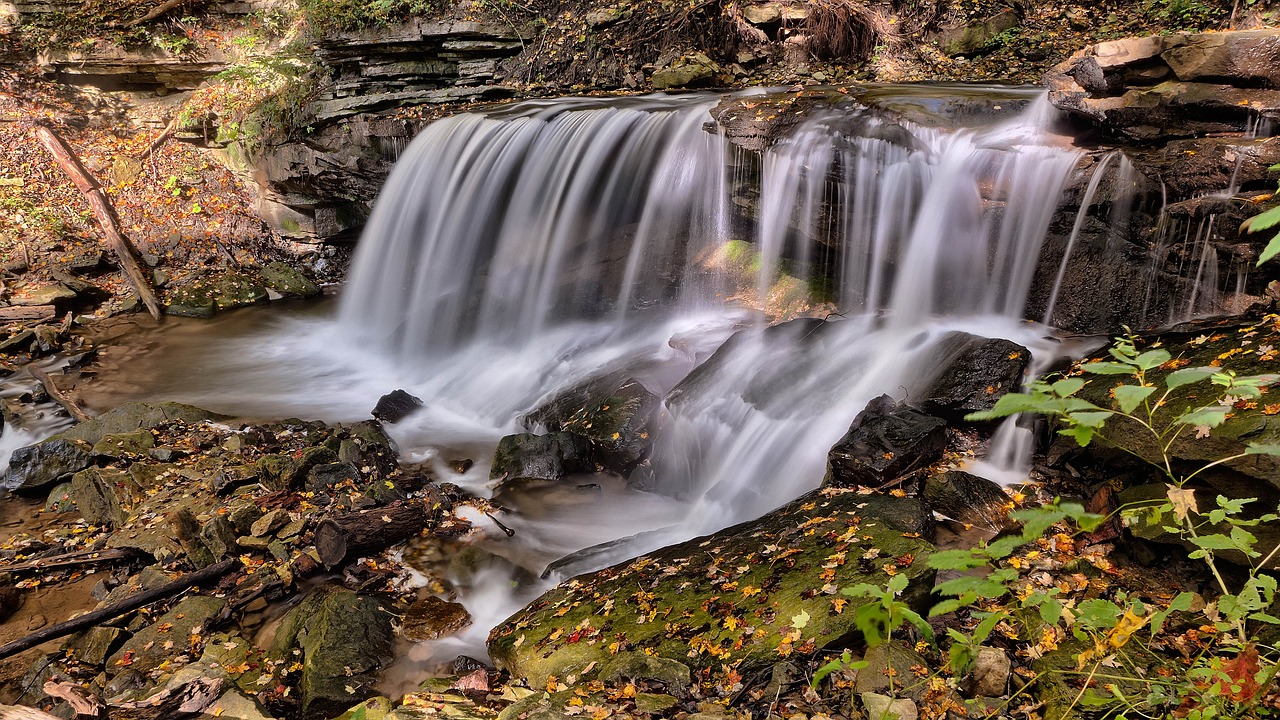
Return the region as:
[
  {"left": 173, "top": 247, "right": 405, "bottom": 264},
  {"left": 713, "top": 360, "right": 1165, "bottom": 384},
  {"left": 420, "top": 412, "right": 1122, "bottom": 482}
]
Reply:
[{"left": 41, "top": 88, "right": 1100, "bottom": 671}]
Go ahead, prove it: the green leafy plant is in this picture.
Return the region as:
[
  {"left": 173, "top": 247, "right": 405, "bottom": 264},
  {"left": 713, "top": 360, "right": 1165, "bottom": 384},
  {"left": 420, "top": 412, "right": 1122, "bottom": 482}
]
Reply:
[{"left": 1241, "top": 163, "right": 1280, "bottom": 266}]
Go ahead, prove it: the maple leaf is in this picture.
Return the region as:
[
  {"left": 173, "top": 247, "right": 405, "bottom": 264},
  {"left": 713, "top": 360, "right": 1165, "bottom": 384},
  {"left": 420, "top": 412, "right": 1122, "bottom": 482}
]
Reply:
[{"left": 1219, "top": 644, "right": 1263, "bottom": 703}]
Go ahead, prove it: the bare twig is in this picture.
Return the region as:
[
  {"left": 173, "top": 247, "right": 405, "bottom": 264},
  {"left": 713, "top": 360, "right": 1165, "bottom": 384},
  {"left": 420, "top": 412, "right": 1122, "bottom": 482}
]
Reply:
[{"left": 29, "top": 366, "right": 92, "bottom": 422}]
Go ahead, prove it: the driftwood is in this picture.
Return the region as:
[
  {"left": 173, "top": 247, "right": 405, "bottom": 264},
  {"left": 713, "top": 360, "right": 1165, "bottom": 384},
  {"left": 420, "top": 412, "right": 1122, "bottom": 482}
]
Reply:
[
  {"left": 0, "top": 558, "right": 237, "bottom": 661},
  {"left": 314, "top": 500, "right": 434, "bottom": 567},
  {"left": 0, "top": 548, "right": 133, "bottom": 576},
  {"left": 108, "top": 677, "right": 222, "bottom": 720},
  {"left": 0, "top": 306, "right": 56, "bottom": 323},
  {"left": 0, "top": 706, "right": 61, "bottom": 720},
  {"left": 41, "top": 682, "right": 101, "bottom": 718},
  {"left": 32, "top": 122, "right": 161, "bottom": 320},
  {"left": 28, "top": 366, "right": 92, "bottom": 422}
]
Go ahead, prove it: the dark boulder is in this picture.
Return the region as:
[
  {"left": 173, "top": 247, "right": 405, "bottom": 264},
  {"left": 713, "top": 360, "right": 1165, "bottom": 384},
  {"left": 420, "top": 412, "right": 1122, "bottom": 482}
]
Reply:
[
  {"left": 824, "top": 395, "right": 948, "bottom": 488},
  {"left": 371, "top": 389, "right": 424, "bottom": 424},
  {"left": 922, "top": 334, "right": 1030, "bottom": 422},
  {"left": 401, "top": 596, "right": 472, "bottom": 641},
  {"left": 489, "top": 432, "right": 595, "bottom": 493}
]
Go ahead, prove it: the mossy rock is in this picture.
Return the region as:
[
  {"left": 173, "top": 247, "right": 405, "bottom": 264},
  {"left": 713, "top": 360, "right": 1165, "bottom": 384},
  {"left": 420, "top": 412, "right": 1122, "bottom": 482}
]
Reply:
[
  {"left": 106, "top": 595, "right": 227, "bottom": 674},
  {"left": 257, "top": 261, "right": 320, "bottom": 298},
  {"left": 164, "top": 281, "right": 216, "bottom": 318},
  {"left": 1073, "top": 320, "right": 1280, "bottom": 489},
  {"left": 57, "top": 402, "right": 225, "bottom": 446},
  {"left": 210, "top": 272, "right": 270, "bottom": 311},
  {"left": 488, "top": 491, "right": 935, "bottom": 687},
  {"left": 91, "top": 428, "right": 156, "bottom": 457}
]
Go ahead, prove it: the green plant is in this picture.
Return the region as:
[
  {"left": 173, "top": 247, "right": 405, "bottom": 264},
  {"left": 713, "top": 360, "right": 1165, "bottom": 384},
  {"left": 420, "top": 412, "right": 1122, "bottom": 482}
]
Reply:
[
  {"left": 964, "top": 331, "right": 1280, "bottom": 717},
  {"left": 1241, "top": 163, "right": 1280, "bottom": 266}
]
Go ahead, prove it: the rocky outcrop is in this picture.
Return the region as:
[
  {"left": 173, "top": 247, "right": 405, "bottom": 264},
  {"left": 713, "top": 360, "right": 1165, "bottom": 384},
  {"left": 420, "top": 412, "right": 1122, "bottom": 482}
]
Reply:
[{"left": 1046, "top": 30, "right": 1280, "bottom": 141}]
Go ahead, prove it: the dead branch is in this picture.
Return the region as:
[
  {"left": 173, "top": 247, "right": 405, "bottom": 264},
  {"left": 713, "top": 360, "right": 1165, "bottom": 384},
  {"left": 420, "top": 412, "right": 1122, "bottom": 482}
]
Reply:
[
  {"left": 41, "top": 682, "right": 101, "bottom": 718},
  {"left": 136, "top": 115, "right": 180, "bottom": 163},
  {"left": 108, "top": 677, "right": 222, "bottom": 720},
  {"left": 0, "top": 558, "right": 238, "bottom": 661},
  {"left": 32, "top": 122, "right": 162, "bottom": 320},
  {"left": 0, "top": 706, "right": 62, "bottom": 720},
  {"left": 29, "top": 366, "right": 92, "bottom": 423},
  {"left": 125, "top": 0, "right": 189, "bottom": 28}
]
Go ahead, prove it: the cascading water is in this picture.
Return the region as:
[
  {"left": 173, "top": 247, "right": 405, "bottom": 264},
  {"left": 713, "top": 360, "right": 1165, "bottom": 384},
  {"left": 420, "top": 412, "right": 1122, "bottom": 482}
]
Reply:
[{"left": 74, "top": 89, "right": 1090, "bottom": 673}]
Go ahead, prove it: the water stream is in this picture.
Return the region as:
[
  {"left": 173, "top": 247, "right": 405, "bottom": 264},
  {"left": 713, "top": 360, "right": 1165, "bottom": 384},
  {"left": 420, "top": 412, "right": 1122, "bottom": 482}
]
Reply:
[{"left": 20, "top": 88, "right": 1101, "bottom": 672}]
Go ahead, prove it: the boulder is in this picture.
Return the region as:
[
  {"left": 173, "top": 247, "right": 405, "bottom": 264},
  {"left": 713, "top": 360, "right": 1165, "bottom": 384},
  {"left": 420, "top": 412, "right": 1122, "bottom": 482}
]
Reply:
[
  {"left": 488, "top": 491, "right": 935, "bottom": 687},
  {"left": 57, "top": 402, "right": 224, "bottom": 446},
  {"left": 371, "top": 390, "right": 424, "bottom": 424},
  {"left": 923, "top": 471, "right": 1015, "bottom": 533},
  {"left": 922, "top": 335, "right": 1029, "bottom": 422},
  {"left": 854, "top": 642, "right": 930, "bottom": 701},
  {"left": 270, "top": 587, "right": 394, "bottom": 720},
  {"left": 401, "top": 596, "right": 472, "bottom": 641},
  {"left": 524, "top": 374, "right": 659, "bottom": 476},
  {"left": 210, "top": 273, "right": 270, "bottom": 311},
  {"left": 861, "top": 693, "right": 919, "bottom": 720},
  {"left": 69, "top": 467, "right": 138, "bottom": 526},
  {"left": 91, "top": 429, "right": 157, "bottom": 458},
  {"left": 933, "top": 10, "right": 1019, "bottom": 57},
  {"left": 489, "top": 432, "right": 595, "bottom": 491},
  {"left": 6, "top": 438, "right": 93, "bottom": 493},
  {"left": 823, "top": 395, "right": 948, "bottom": 488},
  {"left": 967, "top": 646, "right": 1011, "bottom": 697},
  {"left": 652, "top": 53, "right": 721, "bottom": 90}
]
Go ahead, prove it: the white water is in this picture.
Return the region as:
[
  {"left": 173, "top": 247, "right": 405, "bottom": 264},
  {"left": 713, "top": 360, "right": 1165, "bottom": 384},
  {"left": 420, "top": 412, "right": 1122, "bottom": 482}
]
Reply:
[{"left": 68, "top": 90, "right": 1092, "bottom": 670}]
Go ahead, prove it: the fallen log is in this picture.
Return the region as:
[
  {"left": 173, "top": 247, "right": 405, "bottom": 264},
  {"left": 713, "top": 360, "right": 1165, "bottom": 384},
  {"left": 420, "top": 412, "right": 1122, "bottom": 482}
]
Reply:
[
  {"left": 0, "top": 548, "right": 133, "bottom": 576},
  {"left": 314, "top": 499, "right": 435, "bottom": 567},
  {"left": 32, "top": 122, "right": 161, "bottom": 320},
  {"left": 29, "top": 366, "right": 92, "bottom": 422},
  {"left": 41, "top": 682, "right": 101, "bottom": 718},
  {"left": 0, "top": 306, "right": 56, "bottom": 324},
  {"left": 0, "top": 558, "right": 237, "bottom": 661}
]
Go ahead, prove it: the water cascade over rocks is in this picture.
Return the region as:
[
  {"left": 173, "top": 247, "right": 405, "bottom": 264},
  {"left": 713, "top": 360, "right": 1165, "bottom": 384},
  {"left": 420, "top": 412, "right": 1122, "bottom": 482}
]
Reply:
[{"left": 72, "top": 90, "right": 1102, "bottom": 667}]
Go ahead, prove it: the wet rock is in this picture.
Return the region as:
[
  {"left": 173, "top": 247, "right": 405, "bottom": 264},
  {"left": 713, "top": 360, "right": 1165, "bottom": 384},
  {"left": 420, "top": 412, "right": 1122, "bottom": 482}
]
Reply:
[
  {"left": 107, "top": 595, "right": 227, "bottom": 674},
  {"left": 923, "top": 470, "right": 1015, "bottom": 533},
  {"left": 861, "top": 693, "right": 918, "bottom": 720},
  {"left": 250, "top": 509, "right": 291, "bottom": 537},
  {"left": 489, "top": 432, "right": 595, "bottom": 490},
  {"left": 91, "top": 428, "right": 156, "bottom": 458},
  {"left": 256, "top": 447, "right": 338, "bottom": 491},
  {"left": 922, "top": 335, "right": 1029, "bottom": 422},
  {"left": 307, "top": 462, "right": 361, "bottom": 494},
  {"left": 967, "top": 646, "right": 1011, "bottom": 697},
  {"left": 933, "top": 9, "right": 1019, "bottom": 57},
  {"left": 524, "top": 374, "right": 659, "bottom": 476},
  {"left": 7, "top": 438, "right": 94, "bottom": 493},
  {"left": 271, "top": 586, "right": 394, "bottom": 720},
  {"left": 69, "top": 467, "right": 137, "bottom": 526},
  {"left": 371, "top": 389, "right": 424, "bottom": 423},
  {"left": 489, "top": 491, "right": 935, "bottom": 687},
  {"left": 652, "top": 53, "right": 721, "bottom": 90},
  {"left": 824, "top": 395, "right": 948, "bottom": 488},
  {"left": 256, "top": 261, "right": 321, "bottom": 298},
  {"left": 205, "top": 688, "right": 278, "bottom": 720},
  {"left": 402, "top": 596, "right": 472, "bottom": 641}
]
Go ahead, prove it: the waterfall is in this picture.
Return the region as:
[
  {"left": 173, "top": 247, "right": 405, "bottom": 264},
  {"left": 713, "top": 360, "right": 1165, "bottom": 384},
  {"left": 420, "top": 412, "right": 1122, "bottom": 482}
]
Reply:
[{"left": 335, "top": 92, "right": 1081, "bottom": 543}]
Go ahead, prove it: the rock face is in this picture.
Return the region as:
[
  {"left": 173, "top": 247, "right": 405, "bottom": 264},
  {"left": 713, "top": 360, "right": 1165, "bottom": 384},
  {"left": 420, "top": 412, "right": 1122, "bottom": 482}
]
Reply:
[
  {"left": 488, "top": 491, "right": 935, "bottom": 687},
  {"left": 1046, "top": 30, "right": 1280, "bottom": 141}
]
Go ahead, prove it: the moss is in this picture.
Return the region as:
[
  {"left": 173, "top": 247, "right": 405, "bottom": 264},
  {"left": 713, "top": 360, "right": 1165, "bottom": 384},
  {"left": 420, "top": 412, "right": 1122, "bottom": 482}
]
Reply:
[{"left": 489, "top": 491, "right": 935, "bottom": 688}]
